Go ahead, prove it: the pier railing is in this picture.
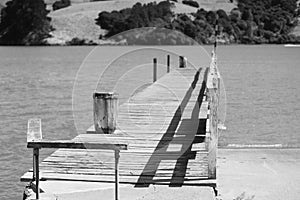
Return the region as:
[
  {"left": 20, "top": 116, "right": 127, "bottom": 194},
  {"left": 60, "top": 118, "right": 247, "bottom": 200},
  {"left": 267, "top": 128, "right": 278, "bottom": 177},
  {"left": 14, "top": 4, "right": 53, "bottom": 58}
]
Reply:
[{"left": 206, "top": 51, "right": 220, "bottom": 179}]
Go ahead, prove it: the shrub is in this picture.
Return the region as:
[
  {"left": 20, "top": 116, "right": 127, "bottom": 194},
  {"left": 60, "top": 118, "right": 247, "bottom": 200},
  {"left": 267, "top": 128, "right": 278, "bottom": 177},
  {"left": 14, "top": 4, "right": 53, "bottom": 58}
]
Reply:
[
  {"left": 206, "top": 11, "right": 217, "bottom": 25},
  {"left": 217, "top": 9, "right": 229, "bottom": 21},
  {"left": 66, "top": 37, "right": 96, "bottom": 45},
  {"left": 182, "top": 0, "right": 199, "bottom": 8},
  {"left": 194, "top": 8, "right": 207, "bottom": 20},
  {"left": 53, "top": 0, "right": 71, "bottom": 11},
  {"left": 229, "top": 8, "right": 241, "bottom": 22}
]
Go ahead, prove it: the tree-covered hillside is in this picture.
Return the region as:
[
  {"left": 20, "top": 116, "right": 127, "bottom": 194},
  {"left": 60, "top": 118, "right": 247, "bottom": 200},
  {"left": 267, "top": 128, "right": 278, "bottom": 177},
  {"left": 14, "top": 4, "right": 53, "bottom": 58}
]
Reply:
[
  {"left": 0, "top": 0, "right": 299, "bottom": 45},
  {"left": 96, "top": 0, "right": 300, "bottom": 44}
]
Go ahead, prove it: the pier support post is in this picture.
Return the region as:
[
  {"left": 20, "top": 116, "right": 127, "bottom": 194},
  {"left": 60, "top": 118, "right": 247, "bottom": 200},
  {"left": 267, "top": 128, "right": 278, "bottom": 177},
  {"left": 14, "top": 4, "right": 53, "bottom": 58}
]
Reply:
[
  {"left": 93, "top": 92, "right": 118, "bottom": 134},
  {"left": 33, "top": 148, "right": 39, "bottom": 199},
  {"left": 153, "top": 58, "right": 157, "bottom": 82},
  {"left": 207, "top": 88, "right": 218, "bottom": 179},
  {"left": 27, "top": 118, "right": 42, "bottom": 199},
  {"left": 179, "top": 56, "right": 187, "bottom": 68},
  {"left": 115, "top": 149, "right": 120, "bottom": 200},
  {"left": 32, "top": 150, "right": 35, "bottom": 180},
  {"left": 167, "top": 55, "right": 170, "bottom": 73}
]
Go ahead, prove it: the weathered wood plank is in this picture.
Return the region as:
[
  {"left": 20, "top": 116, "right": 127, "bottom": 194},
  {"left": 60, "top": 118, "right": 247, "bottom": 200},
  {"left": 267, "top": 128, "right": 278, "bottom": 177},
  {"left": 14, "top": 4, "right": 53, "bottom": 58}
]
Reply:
[
  {"left": 21, "top": 171, "right": 216, "bottom": 187},
  {"left": 27, "top": 140, "right": 127, "bottom": 150}
]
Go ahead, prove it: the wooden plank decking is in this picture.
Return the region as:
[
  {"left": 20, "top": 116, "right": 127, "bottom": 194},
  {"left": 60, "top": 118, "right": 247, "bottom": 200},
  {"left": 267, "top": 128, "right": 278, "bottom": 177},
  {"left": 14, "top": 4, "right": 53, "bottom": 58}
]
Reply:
[{"left": 21, "top": 66, "right": 218, "bottom": 189}]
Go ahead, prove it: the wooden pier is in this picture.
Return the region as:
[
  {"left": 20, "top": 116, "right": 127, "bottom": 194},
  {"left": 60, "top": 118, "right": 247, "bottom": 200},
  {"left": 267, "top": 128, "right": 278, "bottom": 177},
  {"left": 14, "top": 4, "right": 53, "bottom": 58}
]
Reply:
[{"left": 21, "top": 54, "right": 220, "bottom": 200}]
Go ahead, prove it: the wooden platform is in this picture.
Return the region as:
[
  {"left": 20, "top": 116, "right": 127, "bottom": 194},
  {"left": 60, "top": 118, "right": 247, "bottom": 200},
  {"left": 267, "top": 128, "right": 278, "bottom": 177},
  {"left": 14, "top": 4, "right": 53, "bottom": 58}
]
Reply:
[{"left": 21, "top": 66, "right": 218, "bottom": 190}]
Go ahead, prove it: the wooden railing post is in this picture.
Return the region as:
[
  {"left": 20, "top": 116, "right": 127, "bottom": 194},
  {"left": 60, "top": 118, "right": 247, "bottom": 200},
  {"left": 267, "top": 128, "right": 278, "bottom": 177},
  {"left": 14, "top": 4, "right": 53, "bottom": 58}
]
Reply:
[
  {"left": 167, "top": 55, "right": 170, "bottom": 73},
  {"left": 206, "top": 87, "right": 218, "bottom": 179},
  {"left": 93, "top": 92, "right": 118, "bottom": 134},
  {"left": 179, "top": 56, "right": 187, "bottom": 68},
  {"left": 206, "top": 51, "right": 219, "bottom": 179},
  {"left": 114, "top": 149, "right": 120, "bottom": 200},
  {"left": 153, "top": 58, "right": 157, "bottom": 82}
]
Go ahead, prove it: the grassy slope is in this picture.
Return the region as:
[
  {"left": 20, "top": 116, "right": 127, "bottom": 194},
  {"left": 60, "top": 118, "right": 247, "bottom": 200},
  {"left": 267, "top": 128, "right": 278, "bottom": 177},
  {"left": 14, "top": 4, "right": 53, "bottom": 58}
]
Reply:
[
  {"left": 47, "top": 0, "right": 199, "bottom": 44},
  {"left": 47, "top": 0, "right": 236, "bottom": 44},
  {"left": 0, "top": 0, "right": 7, "bottom": 9}
]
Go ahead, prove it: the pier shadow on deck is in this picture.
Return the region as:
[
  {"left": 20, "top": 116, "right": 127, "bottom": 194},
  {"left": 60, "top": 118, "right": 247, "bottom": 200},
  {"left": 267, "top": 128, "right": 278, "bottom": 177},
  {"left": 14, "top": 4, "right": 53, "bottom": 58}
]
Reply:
[{"left": 135, "top": 68, "right": 208, "bottom": 187}]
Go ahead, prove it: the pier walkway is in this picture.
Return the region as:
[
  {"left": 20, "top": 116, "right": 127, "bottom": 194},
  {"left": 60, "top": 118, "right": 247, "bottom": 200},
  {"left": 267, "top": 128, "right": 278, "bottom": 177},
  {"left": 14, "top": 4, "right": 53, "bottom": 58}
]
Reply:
[{"left": 21, "top": 59, "right": 220, "bottom": 199}]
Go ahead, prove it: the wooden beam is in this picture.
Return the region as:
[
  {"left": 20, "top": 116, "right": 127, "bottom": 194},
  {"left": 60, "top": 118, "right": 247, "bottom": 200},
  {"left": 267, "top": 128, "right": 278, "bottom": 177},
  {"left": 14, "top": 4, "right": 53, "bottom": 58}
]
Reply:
[
  {"left": 21, "top": 171, "right": 216, "bottom": 187},
  {"left": 27, "top": 140, "right": 127, "bottom": 150}
]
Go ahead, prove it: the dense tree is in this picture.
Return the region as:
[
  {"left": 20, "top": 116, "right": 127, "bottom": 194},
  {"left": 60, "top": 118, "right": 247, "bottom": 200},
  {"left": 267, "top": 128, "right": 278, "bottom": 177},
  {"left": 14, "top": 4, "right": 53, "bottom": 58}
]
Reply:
[
  {"left": 96, "top": 1, "right": 173, "bottom": 37},
  {"left": 0, "top": 0, "right": 52, "bottom": 45},
  {"left": 229, "top": 8, "right": 241, "bottom": 23},
  {"left": 241, "top": 8, "right": 253, "bottom": 21},
  {"left": 182, "top": 0, "right": 199, "bottom": 8},
  {"left": 237, "top": 0, "right": 299, "bottom": 43},
  {"left": 217, "top": 9, "right": 229, "bottom": 21},
  {"left": 194, "top": 8, "right": 207, "bottom": 20},
  {"left": 206, "top": 11, "right": 217, "bottom": 25}
]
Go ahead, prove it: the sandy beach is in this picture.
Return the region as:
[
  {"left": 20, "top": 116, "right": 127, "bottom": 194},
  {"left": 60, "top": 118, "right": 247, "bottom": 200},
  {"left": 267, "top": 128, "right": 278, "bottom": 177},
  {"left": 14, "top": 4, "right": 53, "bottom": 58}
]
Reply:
[{"left": 24, "top": 149, "right": 300, "bottom": 200}]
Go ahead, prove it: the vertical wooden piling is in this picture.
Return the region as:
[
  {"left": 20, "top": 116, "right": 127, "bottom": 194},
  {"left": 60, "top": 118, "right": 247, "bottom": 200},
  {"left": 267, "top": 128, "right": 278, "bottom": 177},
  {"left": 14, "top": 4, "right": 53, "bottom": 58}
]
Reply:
[
  {"left": 167, "top": 55, "right": 170, "bottom": 73},
  {"left": 33, "top": 148, "right": 40, "bottom": 199},
  {"left": 32, "top": 150, "right": 36, "bottom": 180},
  {"left": 179, "top": 56, "right": 187, "bottom": 68},
  {"left": 153, "top": 58, "right": 157, "bottom": 82},
  {"left": 206, "top": 87, "right": 218, "bottom": 179},
  {"left": 27, "top": 118, "right": 42, "bottom": 199},
  {"left": 115, "top": 150, "right": 120, "bottom": 200},
  {"left": 93, "top": 92, "right": 118, "bottom": 134},
  {"left": 206, "top": 58, "right": 219, "bottom": 179}
]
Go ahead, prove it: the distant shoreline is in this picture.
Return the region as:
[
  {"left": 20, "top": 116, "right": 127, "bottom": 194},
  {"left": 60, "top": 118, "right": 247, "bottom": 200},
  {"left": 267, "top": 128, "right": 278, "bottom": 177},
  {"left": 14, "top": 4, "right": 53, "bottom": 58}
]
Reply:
[
  {"left": 0, "top": 43, "right": 296, "bottom": 47},
  {"left": 1, "top": 0, "right": 299, "bottom": 46},
  {"left": 0, "top": 43, "right": 297, "bottom": 47}
]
